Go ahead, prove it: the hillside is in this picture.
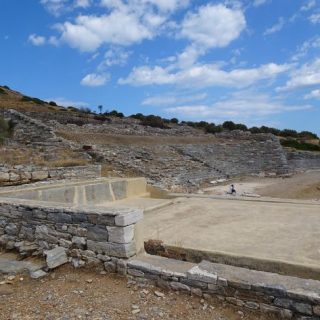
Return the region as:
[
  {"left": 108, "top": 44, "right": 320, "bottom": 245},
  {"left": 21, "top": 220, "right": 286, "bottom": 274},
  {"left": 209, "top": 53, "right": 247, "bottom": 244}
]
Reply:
[{"left": 0, "top": 86, "right": 319, "bottom": 191}]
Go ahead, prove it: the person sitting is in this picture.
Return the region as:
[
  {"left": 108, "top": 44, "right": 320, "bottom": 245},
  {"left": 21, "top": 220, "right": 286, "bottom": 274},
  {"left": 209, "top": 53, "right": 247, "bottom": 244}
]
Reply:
[{"left": 229, "top": 184, "right": 236, "bottom": 195}]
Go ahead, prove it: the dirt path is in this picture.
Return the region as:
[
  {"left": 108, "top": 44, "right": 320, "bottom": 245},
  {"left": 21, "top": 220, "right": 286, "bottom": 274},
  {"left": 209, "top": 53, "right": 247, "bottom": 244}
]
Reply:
[{"left": 0, "top": 265, "right": 275, "bottom": 320}]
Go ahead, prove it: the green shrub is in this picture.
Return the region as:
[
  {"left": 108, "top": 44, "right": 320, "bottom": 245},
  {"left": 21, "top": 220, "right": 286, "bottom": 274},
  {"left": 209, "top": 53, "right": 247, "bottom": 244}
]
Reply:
[
  {"left": 281, "top": 139, "right": 320, "bottom": 151},
  {"left": 141, "top": 115, "right": 168, "bottom": 129},
  {"left": 0, "top": 87, "right": 7, "bottom": 95},
  {"left": 205, "top": 124, "right": 223, "bottom": 134},
  {"left": 21, "top": 95, "right": 45, "bottom": 105},
  {"left": 170, "top": 118, "right": 179, "bottom": 124},
  {"left": 130, "top": 113, "right": 145, "bottom": 120},
  {"left": 298, "top": 131, "right": 319, "bottom": 140},
  {"left": 0, "top": 116, "right": 14, "bottom": 144},
  {"left": 104, "top": 110, "right": 124, "bottom": 118},
  {"left": 49, "top": 101, "right": 57, "bottom": 106}
]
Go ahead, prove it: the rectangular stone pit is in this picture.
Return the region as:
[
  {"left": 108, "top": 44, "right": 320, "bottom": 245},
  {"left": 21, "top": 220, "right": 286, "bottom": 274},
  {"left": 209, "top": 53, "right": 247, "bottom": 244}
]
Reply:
[{"left": 0, "top": 178, "right": 146, "bottom": 264}]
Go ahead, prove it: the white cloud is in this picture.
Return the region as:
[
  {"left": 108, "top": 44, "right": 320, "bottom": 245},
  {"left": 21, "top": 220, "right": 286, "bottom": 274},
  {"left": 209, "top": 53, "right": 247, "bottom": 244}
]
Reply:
[
  {"left": 41, "top": 0, "right": 68, "bottom": 16},
  {"left": 142, "top": 92, "right": 207, "bottom": 106},
  {"left": 164, "top": 92, "right": 312, "bottom": 120},
  {"left": 59, "top": 12, "right": 154, "bottom": 51},
  {"left": 41, "top": 0, "right": 91, "bottom": 16},
  {"left": 253, "top": 0, "right": 268, "bottom": 7},
  {"left": 75, "top": 0, "right": 90, "bottom": 8},
  {"left": 264, "top": 17, "right": 285, "bottom": 36},
  {"left": 120, "top": 62, "right": 290, "bottom": 88},
  {"left": 99, "top": 48, "right": 130, "bottom": 69},
  {"left": 28, "top": 34, "right": 46, "bottom": 46},
  {"left": 291, "top": 36, "right": 320, "bottom": 61},
  {"left": 80, "top": 73, "right": 109, "bottom": 86},
  {"left": 278, "top": 58, "right": 320, "bottom": 91},
  {"left": 305, "top": 89, "right": 320, "bottom": 99},
  {"left": 180, "top": 4, "right": 246, "bottom": 49},
  {"left": 309, "top": 13, "right": 320, "bottom": 24},
  {"left": 46, "top": 97, "right": 89, "bottom": 107},
  {"left": 301, "top": 0, "right": 317, "bottom": 11}
]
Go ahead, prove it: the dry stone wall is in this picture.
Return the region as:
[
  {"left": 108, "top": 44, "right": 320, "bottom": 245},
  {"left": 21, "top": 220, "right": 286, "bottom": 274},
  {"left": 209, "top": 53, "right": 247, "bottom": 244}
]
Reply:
[
  {"left": 122, "top": 257, "right": 320, "bottom": 320},
  {"left": 0, "top": 199, "right": 143, "bottom": 263},
  {"left": 0, "top": 109, "right": 69, "bottom": 147},
  {"left": 0, "top": 165, "right": 101, "bottom": 186},
  {"left": 286, "top": 149, "right": 320, "bottom": 171}
]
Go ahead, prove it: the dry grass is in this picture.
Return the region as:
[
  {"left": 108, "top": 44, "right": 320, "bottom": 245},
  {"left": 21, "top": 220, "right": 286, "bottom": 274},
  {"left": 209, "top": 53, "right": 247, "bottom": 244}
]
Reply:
[{"left": 0, "top": 147, "right": 89, "bottom": 168}]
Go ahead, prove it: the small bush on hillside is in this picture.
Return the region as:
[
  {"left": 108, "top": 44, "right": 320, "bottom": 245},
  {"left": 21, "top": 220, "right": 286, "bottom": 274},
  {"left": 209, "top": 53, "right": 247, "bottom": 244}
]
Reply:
[
  {"left": 141, "top": 115, "right": 168, "bottom": 129},
  {"left": 94, "top": 114, "right": 111, "bottom": 122},
  {"left": 298, "top": 131, "right": 319, "bottom": 140},
  {"left": 104, "top": 110, "right": 124, "bottom": 118},
  {"left": 49, "top": 101, "right": 57, "bottom": 106},
  {"left": 21, "top": 95, "right": 45, "bottom": 105},
  {"left": 130, "top": 113, "right": 145, "bottom": 120},
  {"left": 279, "top": 129, "right": 299, "bottom": 138},
  {"left": 67, "top": 106, "right": 79, "bottom": 112},
  {"left": 0, "top": 116, "right": 14, "bottom": 144},
  {"left": 281, "top": 139, "right": 320, "bottom": 151},
  {"left": 2, "top": 86, "right": 10, "bottom": 90},
  {"left": 0, "top": 87, "right": 7, "bottom": 95},
  {"left": 205, "top": 124, "right": 223, "bottom": 134},
  {"left": 170, "top": 118, "right": 179, "bottom": 124},
  {"left": 79, "top": 107, "right": 92, "bottom": 114}
]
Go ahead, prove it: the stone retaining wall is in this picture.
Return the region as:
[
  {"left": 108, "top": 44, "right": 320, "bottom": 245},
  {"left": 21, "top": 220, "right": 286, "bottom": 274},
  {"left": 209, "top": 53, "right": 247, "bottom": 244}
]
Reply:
[
  {"left": 286, "top": 149, "right": 320, "bottom": 171},
  {"left": 0, "top": 165, "right": 101, "bottom": 185},
  {"left": 0, "top": 109, "right": 69, "bottom": 147},
  {"left": 119, "top": 256, "right": 320, "bottom": 320},
  {"left": 0, "top": 199, "right": 143, "bottom": 263}
]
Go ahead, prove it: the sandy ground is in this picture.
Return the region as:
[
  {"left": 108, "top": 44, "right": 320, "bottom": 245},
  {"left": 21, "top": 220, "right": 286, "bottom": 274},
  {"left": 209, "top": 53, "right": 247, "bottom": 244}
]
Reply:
[
  {"left": 202, "top": 171, "right": 320, "bottom": 200},
  {"left": 142, "top": 197, "right": 320, "bottom": 274},
  {"left": 0, "top": 264, "right": 275, "bottom": 320}
]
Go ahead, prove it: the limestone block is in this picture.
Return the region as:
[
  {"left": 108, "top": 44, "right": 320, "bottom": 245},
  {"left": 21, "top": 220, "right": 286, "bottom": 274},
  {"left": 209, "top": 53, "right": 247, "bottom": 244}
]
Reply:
[
  {"left": 313, "top": 306, "right": 320, "bottom": 316},
  {"left": 114, "top": 209, "right": 143, "bottom": 227},
  {"left": 32, "top": 209, "right": 47, "bottom": 220},
  {"left": 274, "top": 298, "right": 293, "bottom": 309},
  {"left": 170, "top": 281, "right": 190, "bottom": 292},
  {"left": 68, "top": 226, "right": 87, "bottom": 237},
  {"left": 0, "top": 172, "right": 9, "bottom": 182},
  {"left": 226, "top": 297, "right": 245, "bottom": 307},
  {"left": 87, "top": 240, "right": 135, "bottom": 258},
  {"left": 18, "top": 226, "right": 34, "bottom": 242},
  {"left": 87, "top": 226, "right": 109, "bottom": 242},
  {"left": 293, "top": 302, "right": 313, "bottom": 315},
  {"left": 45, "top": 247, "right": 68, "bottom": 269},
  {"left": 30, "top": 269, "right": 47, "bottom": 279},
  {"left": 9, "top": 172, "right": 20, "bottom": 182},
  {"left": 20, "top": 171, "right": 32, "bottom": 181},
  {"left": 72, "top": 236, "right": 86, "bottom": 248},
  {"left": 14, "top": 241, "right": 38, "bottom": 255},
  {"left": 5, "top": 223, "right": 19, "bottom": 236},
  {"left": 59, "top": 239, "right": 72, "bottom": 248},
  {"left": 127, "top": 268, "right": 144, "bottom": 277},
  {"left": 47, "top": 212, "right": 72, "bottom": 224},
  {"left": 245, "top": 301, "right": 259, "bottom": 310},
  {"left": 31, "top": 170, "right": 49, "bottom": 181},
  {"left": 107, "top": 225, "right": 134, "bottom": 244},
  {"left": 187, "top": 265, "right": 217, "bottom": 284}
]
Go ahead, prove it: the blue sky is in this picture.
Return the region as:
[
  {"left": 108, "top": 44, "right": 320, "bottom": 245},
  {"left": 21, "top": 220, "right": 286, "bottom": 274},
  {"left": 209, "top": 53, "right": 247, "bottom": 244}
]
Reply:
[{"left": 0, "top": 0, "right": 320, "bottom": 134}]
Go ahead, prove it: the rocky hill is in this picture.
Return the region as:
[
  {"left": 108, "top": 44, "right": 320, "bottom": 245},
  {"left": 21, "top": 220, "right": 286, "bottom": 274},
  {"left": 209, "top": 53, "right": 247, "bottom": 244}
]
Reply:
[{"left": 0, "top": 86, "right": 319, "bottom": 191}]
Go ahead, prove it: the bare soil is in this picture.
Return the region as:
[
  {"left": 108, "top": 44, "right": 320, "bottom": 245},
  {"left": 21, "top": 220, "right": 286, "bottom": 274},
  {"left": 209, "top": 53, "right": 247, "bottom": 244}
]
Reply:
[{"left": 0, "top": 265, "right": 276, "bottom": 320}]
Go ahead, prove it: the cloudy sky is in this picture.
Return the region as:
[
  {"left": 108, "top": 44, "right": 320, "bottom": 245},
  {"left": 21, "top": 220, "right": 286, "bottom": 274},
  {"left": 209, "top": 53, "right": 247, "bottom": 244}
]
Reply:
[{"left": 0, "top": 0, "right": 320, "bottom": 134}]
